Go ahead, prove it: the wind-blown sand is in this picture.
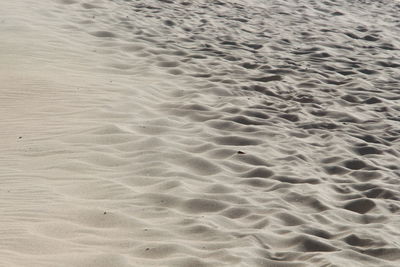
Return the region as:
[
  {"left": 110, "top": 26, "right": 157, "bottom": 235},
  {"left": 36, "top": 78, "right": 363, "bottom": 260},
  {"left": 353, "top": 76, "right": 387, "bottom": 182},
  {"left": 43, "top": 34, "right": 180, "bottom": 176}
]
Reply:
[{"left": 1, "top": 0, "right": 400, "bottom": 266}]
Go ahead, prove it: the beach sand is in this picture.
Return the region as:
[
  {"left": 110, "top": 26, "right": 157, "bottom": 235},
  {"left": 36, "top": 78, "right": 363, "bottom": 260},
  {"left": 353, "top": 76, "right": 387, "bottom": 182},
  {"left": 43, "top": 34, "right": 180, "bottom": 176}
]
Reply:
[{"left": 1, "top": 0, "right": 400, "bottom": 266}]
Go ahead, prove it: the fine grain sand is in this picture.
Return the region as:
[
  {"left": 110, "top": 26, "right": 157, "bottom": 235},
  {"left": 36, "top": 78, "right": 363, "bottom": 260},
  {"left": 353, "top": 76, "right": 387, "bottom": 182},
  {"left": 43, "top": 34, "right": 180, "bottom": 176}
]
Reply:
[{"left": 1, "top": 0, "right": 400, "bottom": 266}]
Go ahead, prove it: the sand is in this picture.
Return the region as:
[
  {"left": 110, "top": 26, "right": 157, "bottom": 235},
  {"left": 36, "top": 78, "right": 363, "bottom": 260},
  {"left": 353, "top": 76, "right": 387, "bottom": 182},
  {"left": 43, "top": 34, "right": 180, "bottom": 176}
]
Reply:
[{"left": 1, "top": 0, "right": 400, "bottom": 266}]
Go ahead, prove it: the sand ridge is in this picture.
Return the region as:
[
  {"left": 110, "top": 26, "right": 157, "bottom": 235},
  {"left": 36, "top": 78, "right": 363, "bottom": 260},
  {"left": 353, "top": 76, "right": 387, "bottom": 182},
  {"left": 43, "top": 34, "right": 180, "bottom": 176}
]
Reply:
[{"left": 1, "top": 0, "right": 400, "bottom": 266}]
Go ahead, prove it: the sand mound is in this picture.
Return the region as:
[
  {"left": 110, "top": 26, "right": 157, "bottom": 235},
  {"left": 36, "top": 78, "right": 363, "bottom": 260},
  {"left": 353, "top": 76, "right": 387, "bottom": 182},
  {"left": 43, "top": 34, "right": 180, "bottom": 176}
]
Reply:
[{"left": 1, "top": 0, "right": 400, "bottom": 266}]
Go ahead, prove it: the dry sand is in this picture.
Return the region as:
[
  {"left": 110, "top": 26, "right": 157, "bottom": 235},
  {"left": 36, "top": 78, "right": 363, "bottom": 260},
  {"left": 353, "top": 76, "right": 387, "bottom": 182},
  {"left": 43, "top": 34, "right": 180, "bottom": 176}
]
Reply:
[{"left": 1, "top": 0, "right": 400, "bottom": 266}]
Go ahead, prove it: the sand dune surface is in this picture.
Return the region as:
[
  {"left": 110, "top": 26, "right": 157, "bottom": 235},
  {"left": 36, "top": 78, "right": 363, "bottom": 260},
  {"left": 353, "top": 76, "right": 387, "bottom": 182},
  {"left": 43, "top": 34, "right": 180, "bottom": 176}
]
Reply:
[{"left": 1, "top": 0, "right": 400, "bottom": 266}]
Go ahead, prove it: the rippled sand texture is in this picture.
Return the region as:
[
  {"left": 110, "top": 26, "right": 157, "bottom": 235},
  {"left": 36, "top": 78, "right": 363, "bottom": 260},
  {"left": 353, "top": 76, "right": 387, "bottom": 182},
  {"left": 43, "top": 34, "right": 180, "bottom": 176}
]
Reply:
[{"left": 1, "top": 0, "right": 400, "bottom": 266}]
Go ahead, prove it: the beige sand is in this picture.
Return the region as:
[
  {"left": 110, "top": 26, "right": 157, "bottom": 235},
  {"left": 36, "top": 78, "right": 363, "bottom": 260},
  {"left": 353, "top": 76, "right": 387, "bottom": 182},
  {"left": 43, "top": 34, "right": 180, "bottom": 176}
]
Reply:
[{"left": 1, "top": 0, "right": 400, "bottom": 266}]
